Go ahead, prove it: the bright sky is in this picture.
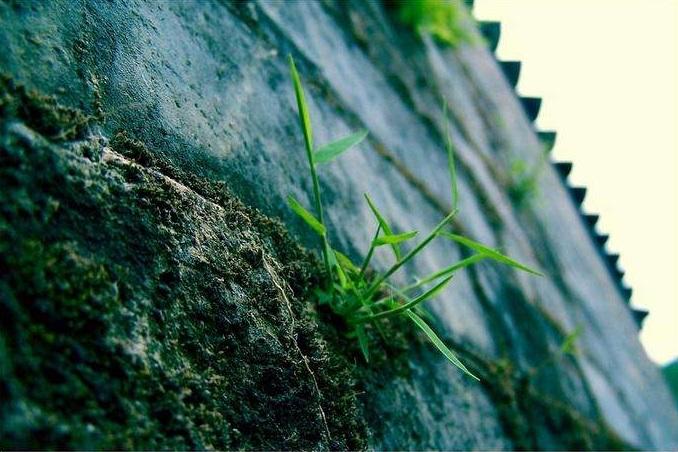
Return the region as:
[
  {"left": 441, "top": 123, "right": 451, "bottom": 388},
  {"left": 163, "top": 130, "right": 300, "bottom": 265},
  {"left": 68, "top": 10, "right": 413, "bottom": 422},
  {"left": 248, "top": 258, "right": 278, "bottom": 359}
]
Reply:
[{"left": 474, "top": 0, "right": 678, "bottom": 365}]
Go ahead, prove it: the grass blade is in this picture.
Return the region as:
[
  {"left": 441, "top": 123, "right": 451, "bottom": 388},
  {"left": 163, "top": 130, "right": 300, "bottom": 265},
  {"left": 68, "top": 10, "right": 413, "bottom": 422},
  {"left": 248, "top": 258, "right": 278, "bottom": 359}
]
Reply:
[
  {"left": 315, "top": 130, "right": 368, "bottom": 164},
  {"left": 329, "top": 248, "right": 350, "bottom": 289},
  {"left": 560, "top": 326, "right": 582, "bottom": 356},
  {"left": 374, "top": 230, "right": 418, "bottom": 246},
  {"left": 334, "top": 249, "right": 360, "bottom": 274},
  {"left": 289, "top": 55, "right": 333, "bottom": 288},
  {"left": 444, "top": 101, "right": 459, "bottom": 211},
  {"left": 440, "top": 232, "right": 543, "bottom": 276},
  {"left": 363, "top": 209, "right": 458, "bottom": 300},
  {"left": 288, "top": 195, "right": 326, "bottom": 236},
  {"left": 356, "top": 325, "right": 370, "bottom": 362},
  {"left": 406, "top": 310, "right": 479, "bottom": 381},
  {"left": 355, "top": 274, "right": 455, "bottom": 323},
  {"left": 359, "top": 224, "right": 381, "bottom": 280},
  {"left": 364, "top": 193, "right": 400, "bottom": 260},
  {"left": 413, "top": 305, "right": 434, "bottom": 322},
  {"left": 401, "top": 254, "right": 485, "bottom": 292},
  {"left": 288, "top": 55, "right": 313, "bottom": 156}
]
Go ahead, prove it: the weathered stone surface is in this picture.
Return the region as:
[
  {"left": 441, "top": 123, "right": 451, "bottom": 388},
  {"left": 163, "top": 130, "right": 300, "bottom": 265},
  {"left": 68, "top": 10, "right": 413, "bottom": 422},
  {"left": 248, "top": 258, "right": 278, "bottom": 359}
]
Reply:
[
  {"left": 1, "top": 0, "right": 676, "bottom": 449},
  {"left": 0, "top": 92, "right": 371, "bottom": 448}
]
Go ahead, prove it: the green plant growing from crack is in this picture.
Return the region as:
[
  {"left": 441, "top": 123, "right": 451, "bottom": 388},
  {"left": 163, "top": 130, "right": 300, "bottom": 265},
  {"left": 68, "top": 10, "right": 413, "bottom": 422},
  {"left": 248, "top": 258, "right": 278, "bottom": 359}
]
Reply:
[
  {"left": 287, "top": 56, "right": 541, "bottom": 380},
  {"left": 528, "top": 326, "right": 583, "bottom": 380},
  {"left": 396, "top": 0, "right": 479, "bottom": 47},
  {"left": 507, "top": 146, "right": 551, "bottom": 208},
  {"left": 508, "top": 158, "right": 539, "bottom": 207}
]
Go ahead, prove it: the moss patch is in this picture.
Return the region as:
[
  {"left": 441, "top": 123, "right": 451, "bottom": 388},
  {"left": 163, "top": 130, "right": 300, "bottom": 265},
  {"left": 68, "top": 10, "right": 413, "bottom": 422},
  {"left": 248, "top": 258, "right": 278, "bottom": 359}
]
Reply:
[
  {"left": 0, "top": 80, "right": 368, "bottom": 449},
  {"left": 0, "top": 75, "right": 93, "bottom": 141},
  {"left": 461, "top": 355, "right": 631, "bottom": 450}
]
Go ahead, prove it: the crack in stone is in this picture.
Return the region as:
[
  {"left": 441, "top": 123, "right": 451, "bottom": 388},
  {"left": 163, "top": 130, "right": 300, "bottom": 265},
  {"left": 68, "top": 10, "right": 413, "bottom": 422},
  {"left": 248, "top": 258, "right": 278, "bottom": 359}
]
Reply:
[{"left": 262, "top": 253, "right": 332, "bottom": 444}]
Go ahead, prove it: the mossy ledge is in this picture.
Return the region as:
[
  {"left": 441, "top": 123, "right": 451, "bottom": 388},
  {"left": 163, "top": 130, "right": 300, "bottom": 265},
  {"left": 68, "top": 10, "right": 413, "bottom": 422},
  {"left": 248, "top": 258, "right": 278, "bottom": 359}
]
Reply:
[
  {"left": 0, "top": 78, "right": 634, "bottom": 450},
  {"left": 0, "top": 77, "right": 367, "bottom": 450}
]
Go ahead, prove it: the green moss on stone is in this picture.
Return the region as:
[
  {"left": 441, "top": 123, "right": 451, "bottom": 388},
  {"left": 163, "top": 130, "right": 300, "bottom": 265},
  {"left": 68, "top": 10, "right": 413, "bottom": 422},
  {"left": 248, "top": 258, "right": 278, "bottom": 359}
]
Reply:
[{"left": 0, "top": 79, "right": 368, "bottom": 450}]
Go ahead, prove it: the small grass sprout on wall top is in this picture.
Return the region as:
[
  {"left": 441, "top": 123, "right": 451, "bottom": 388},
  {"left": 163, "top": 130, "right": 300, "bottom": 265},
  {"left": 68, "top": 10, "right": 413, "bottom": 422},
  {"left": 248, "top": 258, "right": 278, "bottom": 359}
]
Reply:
[
  {"left": 287, "top": 55, "right": 541, "bottom": 380},
  {"left": 508, "top": 154, "right": 547, "bottom": 208}
]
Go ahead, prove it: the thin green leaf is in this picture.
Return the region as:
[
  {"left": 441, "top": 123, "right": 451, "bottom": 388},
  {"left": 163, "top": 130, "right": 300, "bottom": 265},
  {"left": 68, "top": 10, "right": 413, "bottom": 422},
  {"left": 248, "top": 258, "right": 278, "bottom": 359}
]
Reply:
[
  {"left": 356, "top": 325, "right": 370, "bottom": 363},
  {"left": 289, "top": 55, "right": 333, "bottom": 289},
  {"left": 336, "top": 262, "right": 349, "bottom": 289},
  {"left": 363, "top": 209, "right": 458, "bottom": 301},
  {"left": 315, "top": 130, "right": 368, "bottom": 164},
  {"left": 413, "top": 305, "right": 434, "bottom": 322},
  {"left": 334, "top": 250, "right": 360, "bottom": 274},
  {"left": 440, "top": 232, "right": 543, "bottom": 276},
  {"left": 359, "top": 223, "right": 381, "bottom": 280},
  {"left": 364, "top": 193, "right": 393, "bottom": 235},
  {"left": 288, "top": 55, "right": 313, "bottom": 157},
  {"left": 364, "top": 193, "right": 400, "bottom": 259},
  {"left": 329, "top": 248, "right": 351, "bottom": 289},
  {"left": 560, "top": 326, "right": 582, "bottom": 356},
  {"left": 287, "top": 195, "right": 326, "bottom": 236},
  {"left": 374, "top": 230, "right": 419, "bottom": 246},
  {"left": 355, "top": 274, "right": 455, "bottom": 323},
  {"left": 406, "top": 310, "right": 479, "bottom": 381},
  {"left": 371, "top": 283, "right": 410, "bottom": 309},
  {"left": 444, "top": 101, "right": 459, "bottom": 211},
  {"left": 402, "top": 254, "right": 486, "bottom": 292}
]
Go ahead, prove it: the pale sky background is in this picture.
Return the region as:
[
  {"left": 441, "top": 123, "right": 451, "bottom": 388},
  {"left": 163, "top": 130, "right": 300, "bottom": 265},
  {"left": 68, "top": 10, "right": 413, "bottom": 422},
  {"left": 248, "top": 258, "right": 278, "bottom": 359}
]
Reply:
[{"left": 474, "top": 0, "right": 678, "bottom": 365}]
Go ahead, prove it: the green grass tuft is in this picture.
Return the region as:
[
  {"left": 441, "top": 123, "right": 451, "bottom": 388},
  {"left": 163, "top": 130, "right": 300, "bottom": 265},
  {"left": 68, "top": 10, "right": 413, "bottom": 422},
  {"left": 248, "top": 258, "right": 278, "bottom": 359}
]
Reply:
[
  {"left": 287, "top": 56, "right": 541, "bottom": 379},
  {"left": 508, "top": 158, "right": 542, "bottom": 207}
]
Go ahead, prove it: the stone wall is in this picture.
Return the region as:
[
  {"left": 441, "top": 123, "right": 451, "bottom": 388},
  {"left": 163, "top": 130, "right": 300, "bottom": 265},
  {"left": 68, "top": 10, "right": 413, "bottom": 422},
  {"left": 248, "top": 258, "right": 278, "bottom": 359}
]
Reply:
[{"left": 1, "top": 0, "right": 676, "bottom": 449}]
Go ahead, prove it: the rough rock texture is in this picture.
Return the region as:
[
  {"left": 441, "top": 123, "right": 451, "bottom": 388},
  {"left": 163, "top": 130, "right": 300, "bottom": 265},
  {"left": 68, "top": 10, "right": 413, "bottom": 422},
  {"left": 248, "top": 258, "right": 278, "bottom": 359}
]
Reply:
[
  {"left": 1, "top": 0, "right": 677, "bottom": 449},
  {"left": 0, "top": 81, "right": 370, "bottom": 449}
]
